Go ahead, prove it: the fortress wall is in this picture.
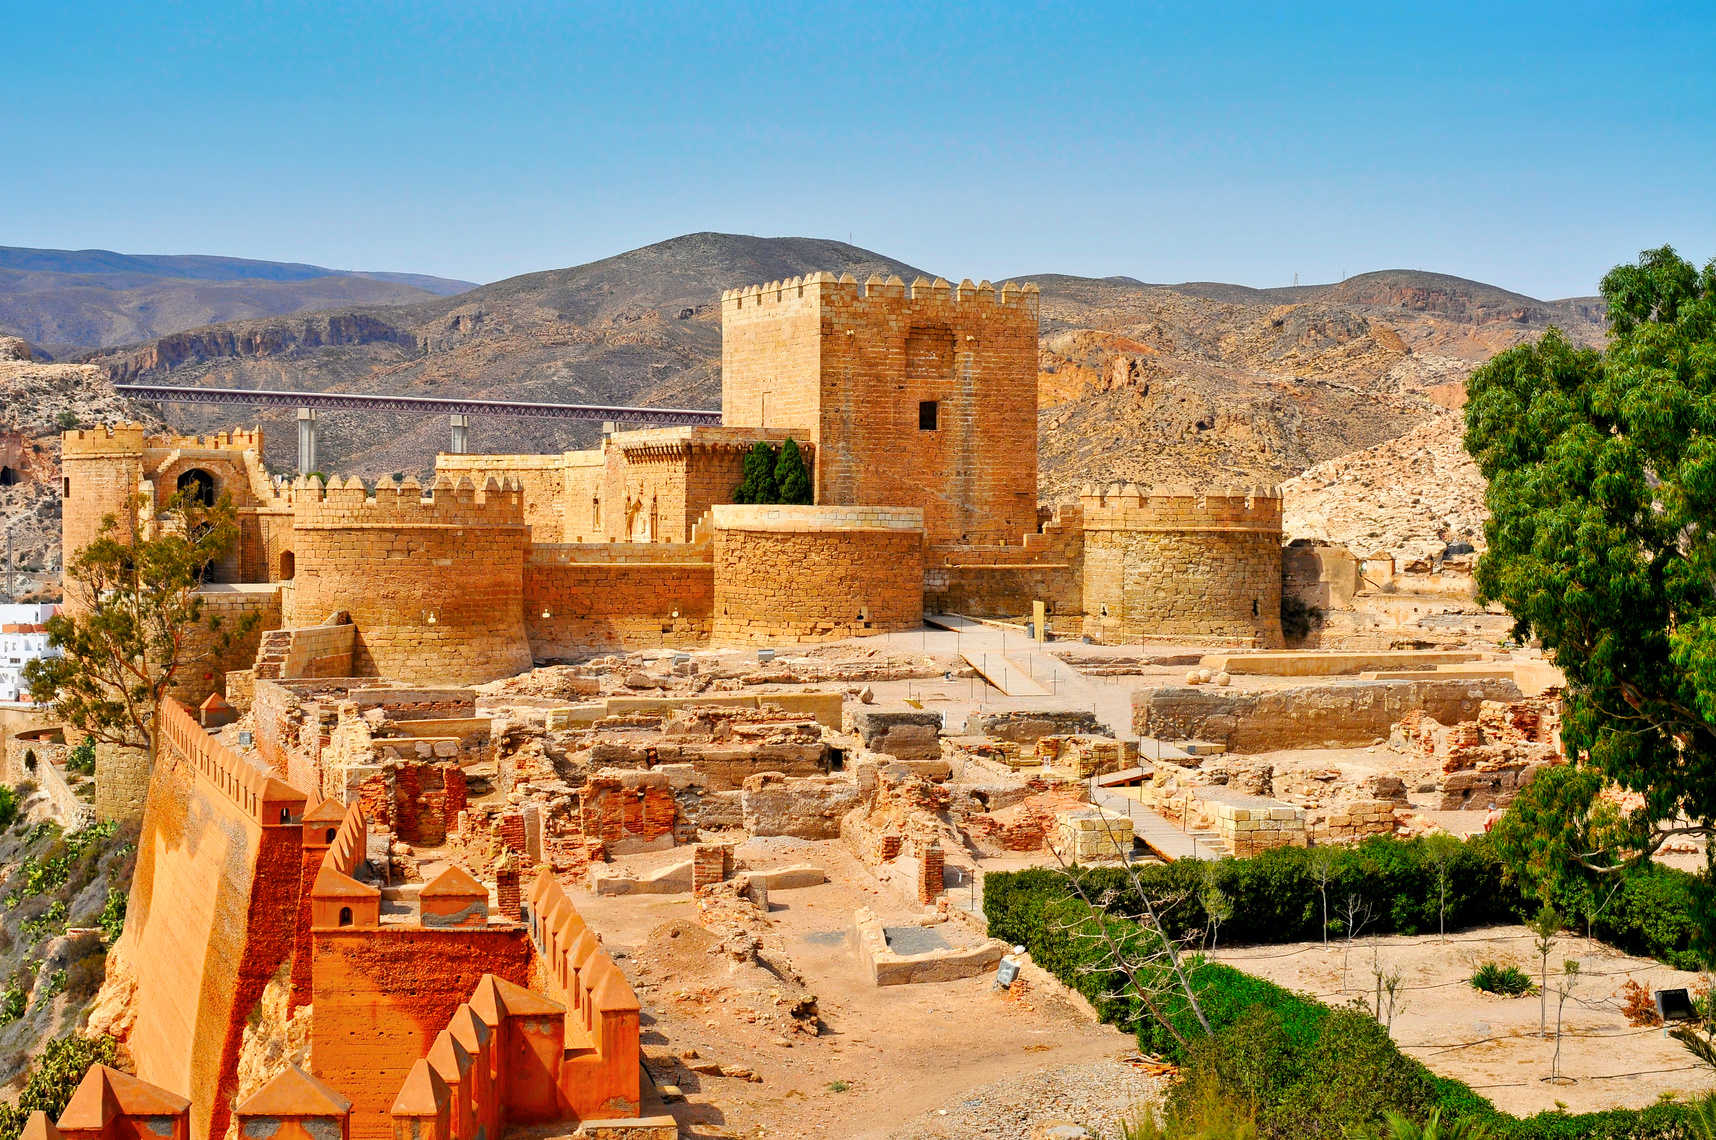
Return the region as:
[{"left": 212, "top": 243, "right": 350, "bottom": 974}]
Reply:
[
  {"left": 721, "top": 273, "right": 1039, "bottom": 546},
  {"left": 924, "top": 506, "right": 1086, "bottom": 619},
  {"left": 311, "top": 927, "right": 533, "bottom": 1140},
  {"left": 1080, "top": 484, "right": 1284, "bottom": 648},
  {"left": 120, "top": 699, "right": 306, "bottom": 1140},
  {"left": 284, "top": 476, "right": 531, "bottom": 685},
  {"left": 711, "top": 505, "right": 923, "bottom": 643},
  {"left": 524, "top": 543, "right": 713, "bottom": 654},
  {"left": 437, "top": 452, "right": 574, "bottom": 544},
  {"left": 171, "top": 585, "right": 282, "bottom": 708},
  {"left": 60, "top": 426, "right": 148, "bottom": 609}
]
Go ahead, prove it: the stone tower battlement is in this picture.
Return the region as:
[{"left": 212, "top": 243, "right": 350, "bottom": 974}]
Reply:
[
  {"left": 284, "top": 473, "right": 531, "bottom": 684},
  {"left": 1079, "top": 483, "right": 1284, "bottom": 533},
  {"left": 61, "top": 422, "right": 150, "bottom": 456},
  {"left": 721, "top": 270, "right": 1040, "bottom": 547},
  {"left": 288, "top": 473, "right": 526, "bottom": 528},
  {"left": 721, "top": 271, "right": 1039, "bottom": 317},
  {"left": 1080, "top": 482, "right": 1285, "bottom": 649}
]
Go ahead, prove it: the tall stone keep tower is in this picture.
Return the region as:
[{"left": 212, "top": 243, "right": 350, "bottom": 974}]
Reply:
[{"left": 720, "top": 273, "right": 1040, "bottom": 547}]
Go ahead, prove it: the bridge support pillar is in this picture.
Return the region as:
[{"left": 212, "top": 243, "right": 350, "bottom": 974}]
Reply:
[
  {"left": 449, "top": 414, "right": 469, "bottom": 454},
  {"left": 297, "top": 408, "right": 317, "bottom": 474}
]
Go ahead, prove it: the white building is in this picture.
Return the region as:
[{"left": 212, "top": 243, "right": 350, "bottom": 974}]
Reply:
[{"left": 0, "top": 603, "right": 59, "bottom": 703}]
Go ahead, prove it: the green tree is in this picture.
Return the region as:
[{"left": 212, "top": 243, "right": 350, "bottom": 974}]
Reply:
[
  {"left": 774, "top": 437, "right": 813, "bottom": 504},
  {"left": 22, "top": 490, "right": 256, "bottom": 766},
  {"left": 732, "top": 442, "right": 780, "bottom": 504},
  {"left": 1464, "top": 245, "right": 1716, "bottom": 959}
]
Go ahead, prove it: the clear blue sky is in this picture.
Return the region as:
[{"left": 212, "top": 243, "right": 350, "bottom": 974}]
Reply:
[{"left": 4, "top": 2, "right": 1712, "bottom": 299}]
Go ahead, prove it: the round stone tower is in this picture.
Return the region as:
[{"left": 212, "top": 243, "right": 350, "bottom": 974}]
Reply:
[
  {"left": 1079, "top": 483, "right": 1284, "bottom": 648},
  {"left": 285, "top": 473, "right": 532, "bottom": 684}
]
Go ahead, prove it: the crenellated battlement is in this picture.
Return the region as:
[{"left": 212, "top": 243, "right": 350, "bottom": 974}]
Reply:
[
  {"left": 61, "top": 422, "right": 150, "bottom": 455},
  {"left": 63, "top": 424, "right": 267, "bottom": 457},
  {"left": 722, "top": 271, "right": 1039, "bottom": 319},
  {"left": 1079, "top": 482, "right": 1283, "bottom": 533},
  {"left": 289, "top": 473, "right": 527, "bottom": 529}
]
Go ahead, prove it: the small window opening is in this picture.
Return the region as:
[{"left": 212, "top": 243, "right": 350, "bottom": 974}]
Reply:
[
  {"left": 338, "top": 906, "right": 353, "bottom": 927},
  {"left": 326, "top": 827, "right": 338, "bottom": 843},
  {"left": 279, "top": 808, "right": 290, "bottom": 824},
  {"left": 918, "top": 401, "right": 940, "bottom": 431},
  {"left": 63, "top": 477, "right": 71, "bottom": 498},
  {"left": 1252, "top": 598, "right": 1260, "bottom": 617}
]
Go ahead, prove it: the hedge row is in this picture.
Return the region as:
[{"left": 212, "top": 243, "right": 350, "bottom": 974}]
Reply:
[
  {"left": 984, "top": 834, "right": 1703, "bottom": 969},
  {"left": 984, "top": 850, "right": 1708, "bottom": 1139}
]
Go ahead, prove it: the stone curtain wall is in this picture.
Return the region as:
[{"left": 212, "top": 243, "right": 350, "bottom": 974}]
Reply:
[
  {"left": 524, "top": 543, "right": 713, "bottom": 656},
  {"left": 436, "top": 452, "right": 574, "bottom": 544},
  {"left": 711, "top": 505, "right": 924, "bottom": 643},
  {"left": 172, "top": 584, "right": 283, "bottom": 708},
  {"left": 120, "top": 698, "right": 306, "bottom": 1140},
  {"left": 284, "top": 474, "right": 532, "bottom": 685},
  {"left": 924, "top": 503, "right": 1086, "bottom": 619},
  {"left": 1081, "top": 483, "right": 1285, "bottom": 648},
  {"left": 721, "top": 273, "right": 1040, "bottom": 547}
]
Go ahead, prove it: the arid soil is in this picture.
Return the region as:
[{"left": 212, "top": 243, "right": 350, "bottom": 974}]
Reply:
[
  {"left": 574, "top": 836, "right": 1142, "bottom": 1140},
  {"left": 1221, "top": 926, "right": 1714, "bottom": 1116}
]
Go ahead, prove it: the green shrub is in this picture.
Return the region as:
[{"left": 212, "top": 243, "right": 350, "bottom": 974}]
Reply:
[
  {"left": 1470, "top": 962, "right": 1535, "bottom": 996},
  {"left": 97, "top": 885, "right": 127, "bottom": 943},
  {"left": 0, "top": 1034, "right": 122, "bottom": 1140},
  {"left": 65, "top": 737, "right": 95, "bottom": 776},
  {"left": 0, "top": 987, "right": 24, "bottom": 1025},
  {"left": 0, "top": 784, "right": 17, "bottom": 832}
]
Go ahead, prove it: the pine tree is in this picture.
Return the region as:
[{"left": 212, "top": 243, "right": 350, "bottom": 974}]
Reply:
[
  {"left": 732, "top": 442, "right": 779, "bottom": 504},
  {"left": 775, "top": 437, "right": 813, "bottom": 504}
]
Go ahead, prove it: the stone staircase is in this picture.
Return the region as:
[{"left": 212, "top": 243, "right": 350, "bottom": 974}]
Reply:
[{"left": 253, "top": 629, "right": 293, "bottom": 679}]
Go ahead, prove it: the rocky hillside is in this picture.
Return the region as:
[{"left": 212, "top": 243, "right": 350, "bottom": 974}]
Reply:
[
  {"left": 1280, "top": 411, "right": 1490, "bottom": 564},
  {"left": 0, "top": 246, "right": 474, "bottom": 358},
  {"left": 41, "top": 235, "right": 1614, "bottom": 567},
  {"left": 0, "top": 337, "right": 159, "bottom": 595},
  {"left": 82, "top": 234, "right": 930, "bottom": 476},
  {"left": 1026, "top": 270, "right": 1605, "bottom": 500}
]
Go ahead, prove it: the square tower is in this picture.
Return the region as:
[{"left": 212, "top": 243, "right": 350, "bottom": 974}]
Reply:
[{"left": 720, "top": 272, "right": 1040, "bottom": 546}]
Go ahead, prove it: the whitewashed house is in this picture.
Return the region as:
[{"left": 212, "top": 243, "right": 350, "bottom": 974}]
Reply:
[{"left": 0, "top": 603, "right": 58, "bottom": 702}]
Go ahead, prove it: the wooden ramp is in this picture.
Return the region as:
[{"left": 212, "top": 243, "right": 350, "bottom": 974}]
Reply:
[{"left": 960, "top": 650, "right": 1050, "bottom": 697}]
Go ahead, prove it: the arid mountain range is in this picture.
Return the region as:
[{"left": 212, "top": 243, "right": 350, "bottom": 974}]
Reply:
[
  {"left": 1, "top": 234, "right": 1614, "bottom": 570},
  {"left": 65, "top": 233, "right": 1609, "bottom": 495},
  {"left": 0, "top": 246, "right": 474, "bottom": 358}
]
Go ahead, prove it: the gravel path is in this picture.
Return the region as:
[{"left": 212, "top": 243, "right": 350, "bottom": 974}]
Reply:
[{"left": 883, "top": 1059, "right": 1165, "bottom": 1139}]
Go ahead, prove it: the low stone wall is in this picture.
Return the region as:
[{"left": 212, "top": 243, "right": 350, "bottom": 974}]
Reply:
[
  {"left": 174, "top": 584, "right": 283, "bottom": 707},
  {"left": 711, "top": 505, "right": 924, "bottom": 643},
  {"left": 850, "top": 906, "right": 1006, "bottom": 985},
  {"left": 2, "top": 724, "right": 66, "bottom": 785},
  {"left": 1196, "top": 787, "right": 1308, "bottom": 856},
  {"left": 963, "top": 708, "right": 1109, "bottom": 743},
  {"left": 524, "top": 544, "right": 713, "bottom": 656},
  {"left": 281, "top": 622, "right": 357, "bottom": 678},
  {"left": 1133, "top": 677, "right": 1526, "bottom": 752}
]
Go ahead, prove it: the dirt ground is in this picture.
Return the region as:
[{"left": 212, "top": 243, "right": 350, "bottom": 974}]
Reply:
[
  {"left": 1220, "top": 925, "right": 1715, "bottom": 1116},
  {"left": 574, "top": 837, "right": 1144, "bottom": 1140}
]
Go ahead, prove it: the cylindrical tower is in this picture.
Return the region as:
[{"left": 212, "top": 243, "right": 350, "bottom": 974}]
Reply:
[
  {"left": 711, "top": 505, "right": 924, "bottom": 643},
  {"left": 285, "top": 474, "right": 532, "bottom": 684},
  {"left": 1080, "top": 483, "right": 1284, "bottom": 648}
]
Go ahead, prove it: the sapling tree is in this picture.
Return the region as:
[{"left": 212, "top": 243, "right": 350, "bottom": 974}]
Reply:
[
  {"left": 1529, "top": 904, "right": 1562, "bottom": 1038},
  {"left": 22, "top": 489, "right": 255, "bottom": 765},
  {"left": 1050, "top": 808, "right": 1214, "bottom": 1048},
  {"left": 1421, "top": 832, "right": 1460, "bottom": 942},
  {"left": 1337, "top": 892, "right": 1374, "bottom": 991},
  {"left": 1200, "top": 866, "right": 1233, "bottom": 960},
  {"left": 1551, "top": 959, "right": 1581, "bottom": 1085},
  {"left": 1309, "top": 845, "right": 1337, "bottom": 949}
]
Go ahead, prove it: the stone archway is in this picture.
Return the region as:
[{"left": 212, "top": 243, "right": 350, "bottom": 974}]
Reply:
[{"left": 176, "top": 468, "right": 217, "bottom": 508}]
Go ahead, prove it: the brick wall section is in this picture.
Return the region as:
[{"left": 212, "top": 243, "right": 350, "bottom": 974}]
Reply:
[
  {"left": 721, "top": 273, "right": 1040, "bottom": 547},
  {"left": 690, "top": 844, "right": 732, "bottom": 890},
  {"left": 283, "top": 475, "right": 532, "bottom": 685},
  {"left": 310, "top": 927, "right": 531, "bottom": 1140},
  {"left": 1081, "top": 484, "right": 1285, "bottom": 648},
  {"left": 917, "top": 840, "right": 944, "bottom": 905},
  {"left": 523, "top": 544, "right": 712, "bottom": 655},
  {"left": 443, "top": 768, "right": 467, "bottom": 822},
  {"left": 711, "top": 505, "right": 924, "bottom": 643},
  {"left": 577, "top": 776, "right": 679, "bottom": 847}
]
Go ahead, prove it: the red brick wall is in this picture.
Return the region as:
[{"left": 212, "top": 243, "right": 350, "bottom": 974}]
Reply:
[{"left": 310, "top": 927, "right": 532, "bottom": 1140}]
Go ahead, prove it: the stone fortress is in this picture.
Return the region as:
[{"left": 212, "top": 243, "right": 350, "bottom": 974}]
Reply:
[
  {"left": 59, "top": 270, "right": 1288, "bottom": 704},
  {"left": 31, "top": 269, "right": 1440, "bottom": 1140}
]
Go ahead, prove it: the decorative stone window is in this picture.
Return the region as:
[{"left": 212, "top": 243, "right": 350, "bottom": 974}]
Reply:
[{"left": 919, "top": 401, "right": 940, "bottom": 431}]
